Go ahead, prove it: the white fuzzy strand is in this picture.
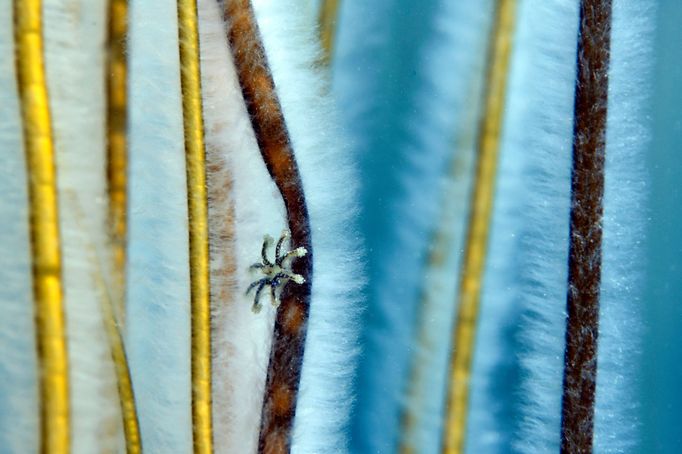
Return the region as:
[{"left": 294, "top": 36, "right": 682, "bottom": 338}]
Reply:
[
  {"left": 333, "top": 1, "right": 494, "bottom": 450},
  {"left": 249, "top": 1, "right": 365, "bottom": 452},
  {"left": 199, "top": 0, "right": 284, "bottom": 451},
  {"left": 472, "top": 1, "right": 579, "bottom": 452},
  {"left": 43, "top": 1, "right": 123, "bottom": 452},
  {"left": 398, "top": 2, "right": 493, "bottom": 452},
  {"left": 126, "top": 0, "right": 193, "bottom": 451},
  {"left": 594, "top": 0, "right": 654, "bottom": 451}
]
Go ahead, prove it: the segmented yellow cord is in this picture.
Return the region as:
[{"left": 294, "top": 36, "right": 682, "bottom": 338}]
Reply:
[
  {"left": 318, "top": 0, "right": 340, "bottom": 64},
  {"left": 177, "top": 1, "right": 213, "bottom": 452},
  {"left": 443, "top": 1, "right": 516, "bottom": 453},
  {"left": 104, "top": 2, "right": 143, "bottom": 452},
  {"left": 101, "top": 296, "right": 142, "bottom": 454},
  {"left": 13, "top": 1, "right": 70, "bottom": 452},
  {"left": 107, "top": 0, "right": 129, "bottom": 325}
]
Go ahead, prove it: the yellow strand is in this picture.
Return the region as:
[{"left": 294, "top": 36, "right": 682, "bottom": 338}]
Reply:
[
  {"left": 95, "top": 277, "right": 142, "bottom": 454},
  {"left": 177, "top": 1, "right": 213, "bottom": 452},
  {"left": 107, "top": 0, "right": 129, "bottom": 325},
  {"left": 105, "top": 1, "right": 142, "bottom": 451},
  {"left": 98, "top": 264, "right": 142, "bottom": 454},
  {"left": 13, "top": 1, "right": 70, "bottom": 452},
  {"left": 443, "top": 1, "right": 516, "bottom": 453},
  {"left": 400, "top": 75, "right": 482, "bottom": 454},
  {"left": 318, "top": 0, "right": 340, "bottom": 64}
]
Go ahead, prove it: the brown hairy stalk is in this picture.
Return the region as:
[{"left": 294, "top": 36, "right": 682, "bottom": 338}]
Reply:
[
  {"left": 223, "top": 1, "right": 314, "bottom": 452},
  {"left": 560, "top": 1, "right": 612, "bottom": 452}
]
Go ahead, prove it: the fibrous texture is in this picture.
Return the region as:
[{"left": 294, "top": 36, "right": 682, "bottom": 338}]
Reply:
[{"left": 127, "top": 0, "right": 193, "bottom": 451}]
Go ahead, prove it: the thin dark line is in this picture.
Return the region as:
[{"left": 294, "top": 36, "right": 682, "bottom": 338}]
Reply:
[
  {"left": 223, "top": 1, "right": 314, "bottom": 452},
  {"left": 560, "top": 1, "right": 612, "bottom": 452}
]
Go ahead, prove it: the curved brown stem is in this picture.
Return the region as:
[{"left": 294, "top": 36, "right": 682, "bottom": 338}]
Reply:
[{"left": 223, "top": 1, "right": 314, "bottom": 452}]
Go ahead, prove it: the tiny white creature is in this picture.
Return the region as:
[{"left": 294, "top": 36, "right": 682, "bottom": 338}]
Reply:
[{"left": 247, "top": 230, "right": 307, "bottom": 313}]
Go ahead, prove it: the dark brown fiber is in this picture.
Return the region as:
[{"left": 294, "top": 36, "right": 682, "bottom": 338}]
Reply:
[
  {"left": 560, "top": 1, "right": 612, "bottom": 453},
  {"left": 224, "top": 1, "right": 314, "bottom": 452}
]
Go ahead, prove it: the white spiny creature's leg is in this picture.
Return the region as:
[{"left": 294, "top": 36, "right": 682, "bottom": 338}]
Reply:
[
  {"left": 246, "top": 278, "right": 269, "bottom": 296},
  {"left": 275, "top": 230, "right": 289, "bottom": 262},
  {"left": 270, "top": 285, "right": 279, "bottom": 308},
  {"left": 277, "top": 246, "right": 308, "bottom": 266},
  {"left": 253, "top": 281, "right": 269, "bottom": 313},
  {"left": 261, "top": 235, "right": 274, "bottom": 266},
  {"left": 289, "top": 273, "right": 306, "bottom": 285}
]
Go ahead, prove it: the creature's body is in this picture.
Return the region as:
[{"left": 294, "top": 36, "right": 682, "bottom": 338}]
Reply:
[{"left": 247, "top": 231, "right": 307, "bottom": 313}]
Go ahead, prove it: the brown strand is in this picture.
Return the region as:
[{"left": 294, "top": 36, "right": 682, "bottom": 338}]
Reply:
[
  {"left": 206, "top": 139, "right": 237, "bottom": 447},
  {"left": 560, "top": 1, "right": 612, "bottom": 453},
  {"left": 106, "top": 0, "right": 129, "bottom": 326},
  {"left": 223, "top": 1, "right": 314, "bottom": 452}
]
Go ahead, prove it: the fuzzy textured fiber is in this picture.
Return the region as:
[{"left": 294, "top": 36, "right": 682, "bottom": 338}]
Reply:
[
  {"left": 224, "top": 1, "right": 314, "bottom": 448},
  {"left": 507, "top": 2, "right": 578, "bottom": 452},
  {"left": 332, "top": 0, "right": 496, "bottom": 450},
  {"left": 594, "top": 0, "right": 654, "bottom": 451},
  {"left": 126, "top": 0, "right": 192, "bottom": 451},
  {"left": 246, "top": 0, "right": 365, "bottom": 452},
  {"left": 43, "top": 1, "right": 123, "bottom": 452},
  {"left": 465, "top": 1, "right": 579, "bottom": 452},
  {"left": 397, "top": 2, "right": 493, "bottom": 453},
  {"left": 199, "top": 0, "right": 284, "bottom": 451}
]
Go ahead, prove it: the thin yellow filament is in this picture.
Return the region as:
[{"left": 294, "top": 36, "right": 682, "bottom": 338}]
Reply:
[
  {"left": 13, "top": 1, "right": 70, "bottom": 452},
  {"left": 106, "top": 0, "right": 129, "bottom": 325},
  {"left": 400, "top": 77, "right": 482, "bottom": 454},
  {"left": 99, "top": 289, "right": 141, "bottom": 454},
  {"left": 443, "top": 1, "right": 516, "bottom": 453},
  {"left": 401, "top": 211, "right": 456, "bottom": 454},
  {"left": 318, "top": 0, "right": 340, "bottom": 64},
  {"left": 105, "top": 2, "right": 142, "bottom": 452},
  {"left": 98, "top": 259, "right": 142, "bottom": 454},
  {"left": 61, "top": 195, "right": 141, "bottom": 454},
  {"left": 177, "top": 1, "right": 213, "bottom": 452}
]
